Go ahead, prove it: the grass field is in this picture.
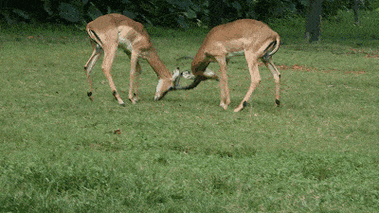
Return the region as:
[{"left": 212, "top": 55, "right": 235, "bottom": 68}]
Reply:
[{"left": 1, "top": 10, "right": 379, "bottom": 212}]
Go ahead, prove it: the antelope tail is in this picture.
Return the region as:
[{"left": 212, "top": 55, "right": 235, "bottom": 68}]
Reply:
[
  {"left": 267, "top": 36, "right": 281, "bottom": 56},
  {"left": 87, "top": 29, "right": 103, "bottom": 45}
]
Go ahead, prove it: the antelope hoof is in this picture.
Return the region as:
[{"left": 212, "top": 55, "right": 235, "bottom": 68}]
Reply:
[
  {"left": 129, "top": 97, "right": 138, "bottom": 105},
  {"left": 234, "top": 106, "right": 243, "bottom": 112},
  {"left": 118, "top": 100, "right": 125, "bottom": 106},
  {"left": 275, "top": 99, "right": 280, "bottom": 106},
  {"left": 220, "top": 102, "right": 228, "bottom": 110},
  {"left": 87, "top": 92, "right": 94, "bottom": 101},
  {"left": 234, "top": 101, "right": 247, "bottom": 112}
]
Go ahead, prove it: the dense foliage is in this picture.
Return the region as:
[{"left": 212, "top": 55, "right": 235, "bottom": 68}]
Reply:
[{"left": 0, "top": 0, "right": 375, "bottom": 28}]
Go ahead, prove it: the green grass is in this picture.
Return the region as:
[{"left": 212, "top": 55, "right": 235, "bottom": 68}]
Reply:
[{"left": 1, "top": 11, "right": 379, "bottom": 212}]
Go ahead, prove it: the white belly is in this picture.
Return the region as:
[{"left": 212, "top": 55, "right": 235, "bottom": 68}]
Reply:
[
  {"left": 118, "top": 36, "right": 133, "bottom": 52},
  {"left": 226, "top": 50, "right": 245, "bottom": 58}
]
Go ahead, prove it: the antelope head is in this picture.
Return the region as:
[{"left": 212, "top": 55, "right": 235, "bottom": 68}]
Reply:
[{"left": 153, "top": 67, "right": 182, "bottom": 100}]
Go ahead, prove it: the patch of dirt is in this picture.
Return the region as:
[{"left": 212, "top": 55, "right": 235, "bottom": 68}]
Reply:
[
  {"left": 277, "top": 64, "right": 366, "bottom": 75},
  {"left": 347, "top": 48, "right": 379, "bottom": 58}
]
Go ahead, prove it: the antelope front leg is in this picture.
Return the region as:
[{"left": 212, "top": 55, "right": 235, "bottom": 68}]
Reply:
[
  {"left": 128, "top": 52, "right": 139, "bottom": 104},
  {"left": 133, "top": 61, "right": 142, "bottom": 101},
  {"left": 234, "top": 53, "right": 261, "bottom": 112},
  {"left": 216, "top": 56, "right": 230, "bottom": 110}
]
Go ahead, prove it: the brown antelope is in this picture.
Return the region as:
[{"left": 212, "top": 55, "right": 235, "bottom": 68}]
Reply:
[
  {"left": 175, "top": 19, "right": 281, "bottom": 112},
  {"left": 84, "top": 14, "right": 180, "bottom": 105}
]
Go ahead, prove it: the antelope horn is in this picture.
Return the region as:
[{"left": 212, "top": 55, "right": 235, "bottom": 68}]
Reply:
[{"left": 172, "top": 75, "right": 203, "bottom": 91}]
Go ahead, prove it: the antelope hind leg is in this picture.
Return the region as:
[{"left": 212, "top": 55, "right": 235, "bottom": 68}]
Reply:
[
  {"left": 263, "top": 58, "right": 281, "bottom": 106},
  {"left": 84, "top": 42, "right": 102, "bottom": 101}
]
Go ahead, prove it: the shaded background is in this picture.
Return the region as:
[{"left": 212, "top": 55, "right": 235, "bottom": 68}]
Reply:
[{"left": 0, "top": 0, "right": 374, "bottom": 27}]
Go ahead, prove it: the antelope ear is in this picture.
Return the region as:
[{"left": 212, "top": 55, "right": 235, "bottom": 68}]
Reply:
[
  {"left": 182, "top": 71, "right": 195, "bottom": 80},
  {"left": 172, "top": 67, "right": 182, "bottom": 88},
  {"left": 172, "top": 67, "right": 181, "bottom": 81}
]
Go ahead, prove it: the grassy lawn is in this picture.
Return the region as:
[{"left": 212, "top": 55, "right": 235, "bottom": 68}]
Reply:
[{"left": 1, "top": 11, "right": 378, "bottom": 212}]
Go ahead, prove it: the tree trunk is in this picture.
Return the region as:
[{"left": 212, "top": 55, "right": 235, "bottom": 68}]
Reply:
[
  {"left": 353, "top": 0, "right": 364, "bottom": 25},
  {"left": 305, "top": 0, "right": 324, "bottom": 43}
]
